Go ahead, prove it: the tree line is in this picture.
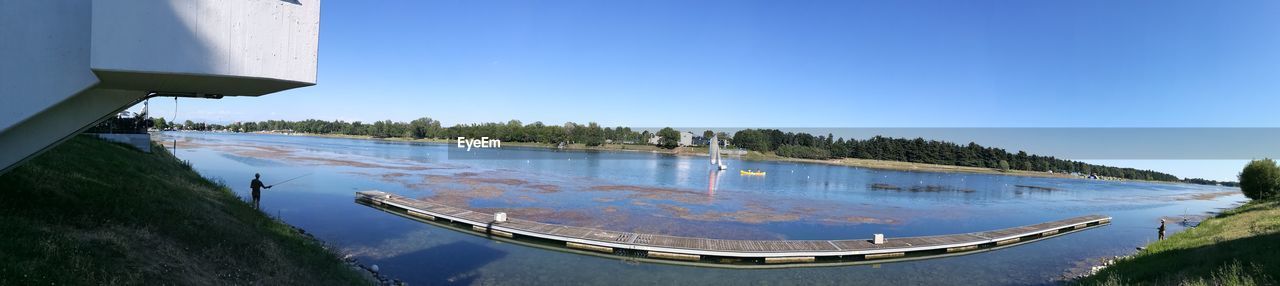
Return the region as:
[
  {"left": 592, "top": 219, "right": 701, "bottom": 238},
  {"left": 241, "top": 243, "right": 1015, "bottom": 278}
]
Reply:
[
  {"left": 158, "top": 117, "right": 1233, "bottom": 183},
  {"left": 160, "top": 117, "right": 650, "bottom": 147},
  {"left": 732, "top": 128, "right": 1184, "bottom": 182},
  {"left": 1181, "top": 177, "right": 1240, "bottom": 187}
]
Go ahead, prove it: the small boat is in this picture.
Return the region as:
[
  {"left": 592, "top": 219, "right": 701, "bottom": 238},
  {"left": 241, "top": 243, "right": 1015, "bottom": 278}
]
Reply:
[{"left": 740, "top": 170, "right": 766, "bottom": 176}]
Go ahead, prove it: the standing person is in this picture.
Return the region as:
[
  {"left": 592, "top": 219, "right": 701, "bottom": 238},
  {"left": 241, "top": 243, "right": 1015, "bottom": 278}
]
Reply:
[
  {"left": 250, "top": 173, "right": 272, "bottom": 210},
  {"left": 1158, "top": 219, "right": 1167, "bottom": 240}
]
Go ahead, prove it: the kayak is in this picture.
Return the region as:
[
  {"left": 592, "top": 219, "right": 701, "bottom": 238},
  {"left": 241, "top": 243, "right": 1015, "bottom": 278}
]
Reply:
[{"left": 740, "top": 170, "right": 766, "bottom": 176}]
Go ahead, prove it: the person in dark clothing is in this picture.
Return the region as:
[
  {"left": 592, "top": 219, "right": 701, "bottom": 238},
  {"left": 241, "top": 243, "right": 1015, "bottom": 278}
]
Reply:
[
  {"left": 1158, "top": 219, "right": 1167, "bottom": 240},
  {"left": 250, "top": 173, "right": 272, "bottom": 210}
]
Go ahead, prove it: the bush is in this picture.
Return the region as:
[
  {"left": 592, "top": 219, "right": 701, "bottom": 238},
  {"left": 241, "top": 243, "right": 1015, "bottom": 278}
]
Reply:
[
  {"left": 732, "top": 129, "right": 771, "bottom": 152},
  {"left": 656, "top": 127, "right": 680, "bottom": 149},
  {"left": 1239, "top": 159, "right": 1280, "bottom": 200},
  {"left": 775, "top": 144, "right": 832, "bottom": 159}
]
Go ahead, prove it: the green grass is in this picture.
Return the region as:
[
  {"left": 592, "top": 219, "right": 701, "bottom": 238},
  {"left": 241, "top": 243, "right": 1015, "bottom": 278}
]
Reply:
[
  {"left": 1079, "top": 200, "right": 1280, "bottom": 286},
  {"left": 0, "top": 136, "right": 367, "bottom": 285}
]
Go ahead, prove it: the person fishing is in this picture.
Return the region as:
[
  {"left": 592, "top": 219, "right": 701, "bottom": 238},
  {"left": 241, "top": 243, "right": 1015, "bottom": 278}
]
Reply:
[
  {"left": 1158, "top": 219, "right": 1167, "bottom": 240},
  {"left": 250, "top": 173, "right": 272, "bottom": 210}
]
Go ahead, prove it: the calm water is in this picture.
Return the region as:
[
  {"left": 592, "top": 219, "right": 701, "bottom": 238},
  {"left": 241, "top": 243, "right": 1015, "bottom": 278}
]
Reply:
[{"left": 158, "top": 132, "right": 1245, "bottom": 285}]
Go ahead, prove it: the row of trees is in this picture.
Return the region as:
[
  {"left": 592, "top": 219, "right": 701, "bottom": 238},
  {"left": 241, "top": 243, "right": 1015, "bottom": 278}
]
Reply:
[
  {"left": 152, "top": 117, "right": 221, "bottom": 132},
  {"left": 164, "top": 117, "right": 1220, "bottom": 183},
  {"left": 1181, "top": 177, "right": 1240, "bottom": 187},
  {"left": 170, "top": 118, "right": 656, "bottom": 147},
  {"left": 732, "top": 128, "right": 1181, "bottom": 181}
]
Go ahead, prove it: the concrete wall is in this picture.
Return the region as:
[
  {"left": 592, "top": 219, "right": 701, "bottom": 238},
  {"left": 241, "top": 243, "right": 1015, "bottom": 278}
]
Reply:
[
  {"left": 0, "top": 0, "right": 321, "bottom": 174},
  {"left": 91, "top": 0, "right": 321, "bottom": 96},
  {"left": 0, "top": 89, "right": 148, "bottom": 173},
  {"left": 0, "top": 0, "right": 100, "bottom": 134},
  {"left": 93, "top": 134, "right": 153, "bottom": 153}
]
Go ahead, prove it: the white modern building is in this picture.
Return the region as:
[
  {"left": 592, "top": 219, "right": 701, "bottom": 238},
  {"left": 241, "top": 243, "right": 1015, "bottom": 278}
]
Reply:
[{"left": 0, "top": 0, "right": 321, "bottom": 173}]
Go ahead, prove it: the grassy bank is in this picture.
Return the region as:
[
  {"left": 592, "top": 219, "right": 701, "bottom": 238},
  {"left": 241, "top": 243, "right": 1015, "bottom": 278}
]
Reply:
[
  {"left": 0, "top": 136, "right": 366, "bottom": 285},
  {"left": 1080, "top": 200, "right": 1279, "bottom": 285}
]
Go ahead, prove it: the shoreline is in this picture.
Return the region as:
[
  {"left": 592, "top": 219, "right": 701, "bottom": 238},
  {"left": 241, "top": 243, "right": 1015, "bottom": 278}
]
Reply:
[
  {"left": 172, "top": 130, "right": 1168, "bottom": 182},
  {"left": 1076, "top": 200, "right": 1276, "bottom": 285},
  {"left": 0, "top": 136, "right": 373, "bottom": 284}
]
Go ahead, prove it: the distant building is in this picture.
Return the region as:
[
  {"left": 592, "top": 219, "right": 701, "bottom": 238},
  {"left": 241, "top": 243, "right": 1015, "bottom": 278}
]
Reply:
[
  {"left": 691, "top": 135, "right": 708, "bottom": 146},
  {"left": 680, "top": 131, "right": 695, "bottom": 147},
  {"left": 648, "top": 131, "right": 699, "bottom": 147}
]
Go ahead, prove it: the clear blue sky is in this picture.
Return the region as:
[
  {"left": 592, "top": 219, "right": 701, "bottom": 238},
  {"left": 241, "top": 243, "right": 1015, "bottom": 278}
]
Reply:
[{"left": 141, "top": 0, "right": 1280, "bottom": 181}]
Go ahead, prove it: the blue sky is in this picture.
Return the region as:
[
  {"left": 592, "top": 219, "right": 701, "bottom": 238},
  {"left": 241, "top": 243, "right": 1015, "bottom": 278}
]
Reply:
[{"left": 140, "top": 0, "right": 1280, "bottom": 180}]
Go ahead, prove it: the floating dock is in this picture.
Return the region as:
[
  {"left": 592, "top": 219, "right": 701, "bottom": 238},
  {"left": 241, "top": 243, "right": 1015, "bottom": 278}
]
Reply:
[{"left": 356, "top": 190, "right": 1111, "bottom": 267}]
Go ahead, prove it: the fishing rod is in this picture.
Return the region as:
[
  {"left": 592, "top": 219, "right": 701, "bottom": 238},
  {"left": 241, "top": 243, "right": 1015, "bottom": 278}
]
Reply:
[{"left": 268, "top": 173, "right": 312, "bottom": 187}]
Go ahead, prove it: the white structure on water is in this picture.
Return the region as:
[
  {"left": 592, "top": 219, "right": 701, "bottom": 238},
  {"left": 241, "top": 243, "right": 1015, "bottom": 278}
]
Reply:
[
  {"left": 0, "top": 0, "right": 321, "bottom": 173},
  {"left": 709, "top": 135, "right": 727, "bottom": 170}
]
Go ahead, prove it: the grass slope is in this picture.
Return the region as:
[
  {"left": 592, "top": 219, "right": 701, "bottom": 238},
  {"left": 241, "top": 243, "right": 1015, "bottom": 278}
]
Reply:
[
  {"left": 1080, "top": 200, "right": 1280, "bottom": 285},
  {"left": 0, "top": 136, "right": 366, "bottom": 285}
]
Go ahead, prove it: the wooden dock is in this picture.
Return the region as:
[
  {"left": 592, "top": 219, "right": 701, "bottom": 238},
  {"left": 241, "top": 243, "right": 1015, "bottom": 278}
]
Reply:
[{"left": 356, "top": 190, "right": 1111, "bottom": 266}]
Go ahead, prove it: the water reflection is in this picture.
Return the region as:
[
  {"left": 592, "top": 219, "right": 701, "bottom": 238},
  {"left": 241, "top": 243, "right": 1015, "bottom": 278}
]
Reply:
[
  {"left": 707, "top": 169, "right": 722, "bottom": 197},
  {"left": 375, "top": 241, "right": 508, "bottom": 285}
]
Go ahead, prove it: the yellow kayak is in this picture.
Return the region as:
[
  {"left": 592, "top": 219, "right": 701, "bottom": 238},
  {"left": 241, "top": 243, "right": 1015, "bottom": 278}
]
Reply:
[{"left": 740, "top": 170, "right": 766, "bottom": 176}]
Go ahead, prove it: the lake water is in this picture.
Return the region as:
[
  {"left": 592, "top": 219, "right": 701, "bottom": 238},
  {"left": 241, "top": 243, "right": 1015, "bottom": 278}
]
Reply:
[{"left": 157, "top": 131, "right": 1245, "bottom": 285}]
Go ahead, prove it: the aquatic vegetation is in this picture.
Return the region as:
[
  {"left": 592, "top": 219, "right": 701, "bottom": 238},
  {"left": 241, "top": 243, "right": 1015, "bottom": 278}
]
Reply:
[
  {"left": 869, "top": 183, "right": 976, "bottom": 193},
  {"left": 870, "top": 183, "right": 902, "bottom": 190},
  {"left": 527, "top": 184, "right": 561, "bottom": 193},
  {"left": 587, "top": 185, "right": 715, "bottom": 205},
  {"left": 1016, "top": 184, "right": 1060, "bottom": 191}
]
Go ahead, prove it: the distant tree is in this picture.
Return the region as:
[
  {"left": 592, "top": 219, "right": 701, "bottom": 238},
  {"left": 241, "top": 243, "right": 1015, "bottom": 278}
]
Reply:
[
  {"left": 775, "top": 144, "right": 831, "bottom": 159},
  {"left": 582, "top": 122, "right": 605, "bottom": 146},
  {"left": 370, "top": 120, "right": 391, "bottom": 138},
  {"left": 1182, "top": 177, "right": 1239, "bottom": 187},
  {"left": 183, "top": 120, "right": 194, "bottom": 130},
  {"left": 732, "top": 129, "right": 771, "bottom": 152},
  {"left": 998, "top": 160, "right": 1011, "bottom": 172},
  {"left": 703, "top": 130, "right": 714, "bottom": 139},
  {"left": 1239, "top": 159, "right": 1280, "bottom": 200},
  {"left": 657, "top": 127, "right": 680, "bottom": 149},
  {"left": 408, "top": 117, "right": 438, "bottom": 139},
  {"left": 151, "top": 117, "right": 168, "bottom": 130}
]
